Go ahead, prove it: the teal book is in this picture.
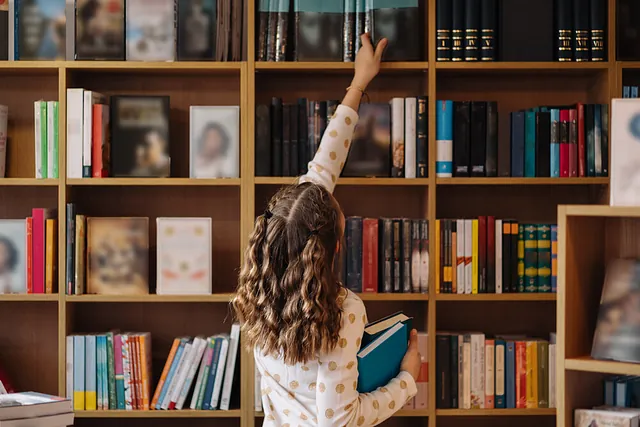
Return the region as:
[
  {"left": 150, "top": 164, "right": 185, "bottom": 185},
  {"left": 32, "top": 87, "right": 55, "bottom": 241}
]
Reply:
[
  {"left": 524, "top": 224, "right": 538, "bottom": 292},
  {"left": 524, "top": 111, "right": 536, "bottom": 177},
  {"left": 106, "top": 333, "right": 117, "bottom": 410},
  {"left": 361, "top": 312, "right": 412, "bottom": 348},
  {"left": 537, "top": 224, "right": 551, "bottom": 292},
  {"left": 357, "top": 321, "right": 408, "bottom": 393}
]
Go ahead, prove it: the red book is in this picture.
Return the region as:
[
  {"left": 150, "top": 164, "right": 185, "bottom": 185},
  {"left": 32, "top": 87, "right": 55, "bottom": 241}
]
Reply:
[
  {"left": 91, "top": 104, "right": 109, "bottom": 178},
  {"left": 515, "top": 341, "right": 527, "bottom": 409},
  {"left": 26, "top": 217, "right": 32, "bottom": 293},
  {"left": 31, "top": 208, "right": 54, "bottom": 294},
  {"left": 577, "top": 103, "right": 586, "bottom": 177},
  {"left": 478, "top": 216, "right": 487, "bottom": 293},
  {"left": 569, "top": 109, "right": 578, "bottom": 177},
  {"left": 559, "top": 110, "right": 570, "bottom": 177},
  {"left": 362, "top": 218, "right": 378, "bottom": 293},
  {"left": 487, "top": 216, "right": 495, "bottom": 293}
]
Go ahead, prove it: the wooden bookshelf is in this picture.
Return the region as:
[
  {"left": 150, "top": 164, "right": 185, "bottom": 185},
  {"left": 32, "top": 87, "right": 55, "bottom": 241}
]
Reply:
[{"left": 0, "top": 0, "right": 622, "bottom": 427}]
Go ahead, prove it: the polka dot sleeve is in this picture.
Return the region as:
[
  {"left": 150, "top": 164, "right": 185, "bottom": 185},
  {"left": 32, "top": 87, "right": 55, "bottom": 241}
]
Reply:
[
  {"left": 316, "top": 295, "right": 418, "bottom": 427},
  {"left": 299, "top": 104, "right": 359, "bottom": 194}
]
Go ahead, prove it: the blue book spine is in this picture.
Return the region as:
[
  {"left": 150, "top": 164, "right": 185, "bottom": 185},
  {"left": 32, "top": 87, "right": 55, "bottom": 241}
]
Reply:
[
  {"left": 13, "top": 0, "right": 19, "bottom": 60},
  {"left": 624, "top": 86, "right": 631, "bottom": 98},
  {"left": 510, "top": 112, "right": 525, "bottom": 177},
  {"left": 96, "top": 336, "right": 102, "bottom": 410},
  {"left": 73, "top": 336, "right": 86, "bottom": 410},
  {"left": 524, "top": 111, "right": 536, "bottom": 177},
  {"left": 604, "top": 377, "right": 616, "bottom": 406},
  {"left": 633, "top": 86, "right": 639, "bottom": 98},
  {"left": 506, "top": 341, "right": 515, "bottom": 408},
  {"left": 495, "top": 339, "right": 506, "bottom": 408},
  {"left": 100, "top": 336, "right": 108, "bottom": 409},
  {"left": 156, "top": 340, "right": 186, "bottom": 410},
  {"left": 85, "top": 335, "right": 97, "bottom": 410},
  {"left": 551, "top": 225, "right": 558, "bottom": 293},
  {"left": 594, "top": 104, "right": 603, "bottom": 176},
  {"left": 616, "top": 378, "right": 630, "bottom": 407},
  {"left": 436, "top": 100, "right": 453, "bottom": 177},
  {"left": 550, "top": 109, "right": 560, "bottom": 177},
  {"left": 203, "top": 338, "right": 223, "bottom": 410}
]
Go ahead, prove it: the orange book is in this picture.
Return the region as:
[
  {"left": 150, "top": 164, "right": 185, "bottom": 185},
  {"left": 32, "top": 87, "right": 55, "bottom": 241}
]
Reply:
[
  {"left": 139, "top": 333, "right": 151, "bottom": 410},
  {"left": 134, "top": 335, "right": 144, "bottom": 410},
  {"left": 91, "top": 104, "right": 109, "bottom": 178},
  {"left": 45, "top": 219, "right": 56, "bottom": 294},
  {"left": 435, "top": 220, "right": 440, "bottom": 293},
  {"left": 127, "top": 335, "right": 139, "bottom": 409},
  {"left": 150, "top": 338, "right": 180, "bottom": 408},
  {"left": 26, "top": 217, "right": 32, "bottom": 293}
]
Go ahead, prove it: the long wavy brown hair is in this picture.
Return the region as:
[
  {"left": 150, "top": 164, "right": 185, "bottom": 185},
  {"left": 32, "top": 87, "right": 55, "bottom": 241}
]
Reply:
[{"left": 233, "top": 181, "right": 344, "bottom": 365}]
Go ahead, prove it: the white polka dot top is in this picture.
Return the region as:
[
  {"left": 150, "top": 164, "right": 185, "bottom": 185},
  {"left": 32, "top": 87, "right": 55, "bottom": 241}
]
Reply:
[{"left": 255, "top": 104, "right": 418, "bottom": 426}]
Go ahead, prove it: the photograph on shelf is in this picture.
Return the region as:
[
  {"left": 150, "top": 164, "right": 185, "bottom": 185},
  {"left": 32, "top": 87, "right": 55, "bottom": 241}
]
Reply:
[
  {"left": 189, "top": 106, "right": 240, "bottom": 179},
  {"left": 15, "top": 0, "right": 66, "bottom": 60},
  {"left": 75, "top": 0, "right": 125, "bottom": 60},
  {"left": 125, "top": 0, "right": 177, "bottom": 61},
  {"left": 0, "top": 219, "right": 26, "bottom": 294}
]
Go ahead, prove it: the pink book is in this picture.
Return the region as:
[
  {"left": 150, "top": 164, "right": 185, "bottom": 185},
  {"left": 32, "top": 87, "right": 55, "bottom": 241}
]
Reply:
[
  {"left": 559, "top": 110, "right": 570, "bottom": 177},
  {"left": 31, "top": 208, "right": 54, "bottom": 294},
  {"left": 414, "top": 332, "right": 429, "bottom": 409},
  {"left": 569, "top": 109, "right": 578, "bottom": 177}
]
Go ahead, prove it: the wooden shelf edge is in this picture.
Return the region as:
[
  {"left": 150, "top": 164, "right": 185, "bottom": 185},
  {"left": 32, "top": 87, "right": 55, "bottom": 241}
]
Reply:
[
  {"left": 436, "top": 408, "right": 556, "bottom": 416},
  {"left": 437, "top": 177, "right": 609, "bottom": 185},
  {"left": 358, "top": 293, "right": 429, "bottom": 301},
  {"left": 65, "top": 294, "right": 235, "bottom": 303},
  {"left": 255, "top": 410, "right": 430, "bottom": 418},
  {"left": 0, "top": 294, "right": 59, "bottom": 301},
  {"left": 255, "top": 62, "right": 428, "bottom": 71},
  {"left": 74, "top": 410, "right": 242, "bottom": 418},
  {"left": 65, "top": 61, "right": 243, "bottom": 71},
  {"left": 565, "top": 356, "right": 640, "bottom": 376},
  {"left": 255, "top": 177, "right": 430, "bottom": 186},
  {"left": 436, "top": 293, "right": 556, "bottom": 301},
  {"left": 561, "top": 205, "right": 640, "bottom": 218},
  {"left": 436, "top": 61, "right": 610, "bottom": 70},
  {"left": 66, "top": 178, "right": 241, "bottom": 187},
  {"left": 0, "top": 178, "right": 59, "bottom": 186}
]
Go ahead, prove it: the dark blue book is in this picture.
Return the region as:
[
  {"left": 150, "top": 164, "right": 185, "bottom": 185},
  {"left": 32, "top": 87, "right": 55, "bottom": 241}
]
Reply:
[
  {"left": 357, "top": 321, "right": 408, "bottom": 393},
  {"left": 524, "top": 110, "right": 536, "bottom": 177},
  {"left": 506, "top": 341, "right": 516, "bottom": 408},
  {"left": 510, "top": 112, "right": 525, "bottom": 177},
  {"left": 495, "top": 339, "right": 506, "bottom": 408}
]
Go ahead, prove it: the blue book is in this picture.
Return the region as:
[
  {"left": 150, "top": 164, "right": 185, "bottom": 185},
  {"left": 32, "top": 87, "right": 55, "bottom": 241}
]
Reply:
[
  {"left": 510, "top": 112, "right": 525, "bottom": 177},
  {"left": 202, "top": 337, "right": 223, "bottom": 410},
  {"left": 524, "top": 110, "right": 536, "bottom": 177},
  {"left": 550, "top": 109, "right": 560, "bottom": 177},
  {"left": 436, "top": 100, "right": 453, "bottom": 177},
  {"left": 156, "top": 338, "right": 187, "bottom": 410},
  {"left": 357, "top": 322, "right": 408, "bottom": 393},
  {"left": 73, "top": 336, "right": 86, "bottom": 411},
  {"left": 506, "top": 341, "right": 516, "bottom": 408},
  {"left": 604, "top": 376, "right": 617, "bottom": 406},
  {"left": 96, "top": 336, "right": 102, "bottom": 410},
  {"left": 362, "top": 312, "right": 412, "bottom": 348},
  {"left": 99, "top": 335, "right": 108, "bottom": 410},
  {"left": 616, "top": 377, "right": 631, "bottom": 407},
  {"left": 633, "top": 86, "right": 639, "bottom": 98},
  {"left": 495, "top": 339, "right": 506, "bottom": 408},
  {"left": 629, "top": 377, "right": 640, "bottom": 407},
  {"left": 85, "top": 335, "right": 97, "bottom": 410},
  {"left": 624, "top": 86, "right": 631, "bottom": 98}
]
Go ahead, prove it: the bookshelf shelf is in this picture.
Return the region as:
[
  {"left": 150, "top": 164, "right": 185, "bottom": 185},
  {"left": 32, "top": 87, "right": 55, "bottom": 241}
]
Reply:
[
  {"left": 255, "top": 410, "right": 431, "bottom": 418},
  {"left": 358, "top": 293, "right": 429, "bottom": 302},
  {"left": 436, "top": 293, "right": 556, "bottom": 301},
  {"left": 436, "top": 61, "right": 610, "bottom": 72},
  {"left": 255, "top": 61, "right": 429, "bottom": 72},
  {"left": 254, "top": 177, "right": 430, "bottom": 186},
  {"left": 66, "top": 178, "right": 242, "bottom": 187},
  {"left": 0, "top": 178, "right": 59, "bottom": 186},
  {"left": 436, "top": 408, "right": 556, "bottom": 416},
  {"left": 564, "top": 357, "right": 640, "bottom": 376},
  {"left": 0, "top": 294, "right": 59, "bottom": 302},
  {"left": 436, "top": 177, "right": 609, "bottom": 186},
  {"left": 74, "top": 410, "right": 242, "bottom": 418},
  {"left": 65, "top": 294, "right": 235, "bottom": 303},
  {"left": 64, "top": 61, "right": 243, "bottom": 73}
]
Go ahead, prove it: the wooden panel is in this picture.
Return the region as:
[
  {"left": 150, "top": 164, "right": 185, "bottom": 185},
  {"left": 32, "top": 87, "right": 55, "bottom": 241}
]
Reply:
[
  {"left": 0, "top": 302, "right": 58, "bottom": 394},
  {"left": 1, "top": 71, "right": 59, "bottom": 178},
  {"left": 70, "top": 302, "right": 240, "bottom": 410},
  {"left": 67, "top": 71, "right": 242, "bottom": 178},
  {"left": 68, "top": 186, "right": 240, "bottom": 293},
  {"left": 0, "top": 187, "right": 58, "bottom": 218},
  {"left": 562, "top": 371, "right": 607, "bottom": 427},
  {"left": 437, "top": 415, "right": 555, "bottom": 427}
]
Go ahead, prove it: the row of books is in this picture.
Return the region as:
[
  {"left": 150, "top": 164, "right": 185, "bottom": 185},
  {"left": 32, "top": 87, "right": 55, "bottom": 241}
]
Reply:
[
  {"left": 33, "top": 101, "right": 60, "bottom": 179},
  {"left": 66, "top": 327, "right": 240, "bottom": 411},
  {"left": 623, "top": 87, "right": 640, "bottom": 98},
  {"left": 1, "top": 0, "right": 243, "bottom": 62},
  {"left": 0, "top": 210, "right": 57, "bottom": 295},
  {"left": 256, "top": 97, "right": 428, "bottom": 178},
  {"left": 65, "top": 208, "right": 214, "bottom": 296},
  {"left": 604, "top": 376, "right": 640, "bottom": 408},
  {"left": 256, "top": 0, "right": 421, "bottom": 63},
  {"left": 66, "top": 90, "right": 239, "bottom": 180},
  {"left": 340, "top": 217, "right": 429, "bottom": 295},
  {"left": 436, "top": 101, "right": 609, "bottom": 178},
  {"left": 435, "top": 332, "right": 557, "bottom": 409},
  {"left": 435, "top": 219, "right": 557, "bottom": 294}
]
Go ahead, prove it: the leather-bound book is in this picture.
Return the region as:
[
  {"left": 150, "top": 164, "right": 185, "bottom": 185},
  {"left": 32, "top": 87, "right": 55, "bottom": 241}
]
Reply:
[
  {"left": 453, "top": 101, "right": 471, "bottom": 177},
  {"left": 573, "top": 0, "right": 590, "bottom": 61},
  {"left": 485, "top": 101, "right": 498, "bottom": 176},
  {"left": 535, "top": 112, "right": 551, "bottom": 177},
  {"left": 470, "top": 101, "right": 487, "bottom": 176},
  {"left": 270, "top": 97, "right": 283, "bottom": 176},
  {"left": 297, "top": 98, "right": 308, "bottom": 175},
  {"left": 555, "top": 0, "right": 573, "bottom": 61},
  {"left": 257, "top": 0, "right": 269, "bottom": 60},
  {"left": 589, "top": 0, "right": 606, "bottom": 61},
  {"left": 282, "top": 104, "right": 291, "bottom": 177},
  {"left": 436, "top": 0, "right": 452, "bottom": 61},
  {"left": 464, "top": 0, "right": 480, "bottom": 61},
  {"left": 451, "top": 0, "right": 465, "bottom": 61},
  {"left": 294, "top": 0, "right": 343, "bottom": 61},
  {"left": 255, "top": 105, "right": 271, "bottom": 177},
  {"left": 344, "top": 0, "right": 356, "bottom": 61},
  {"left": 480, "top": 0, "right": 496, "bottom": 61},
  {"left": 369, "top": 0, "right": 421, "bottom": 61}
]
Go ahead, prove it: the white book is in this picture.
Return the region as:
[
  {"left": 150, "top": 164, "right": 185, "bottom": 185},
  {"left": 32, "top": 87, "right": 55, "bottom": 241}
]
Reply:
[
  {"left": 47, "top": 101, "right": 57, "bottom": 179},
  {"left": 404, "top": 97, "right": 417, "bottom": 178},
  {"left": 456, "top": 219, "right": 465, "bottom": 293},
  {"left": 254, "top": 365, "right": 262, "bottom": 412},
  {"left": 464, "top": 219, "right": 472, "bottom": 294},
  {"left": 210, "top": 336, "right": 229, "bottom": 410},
  {"left": 470, "top": 333, "right": 485, "bottom": 409},
  {"left": 495, "top": 219, "right": 503, "bottom": 293},
  {"left": 549, "top": 343, "right": 556, "bottom": 408},
  {"left": 0, "top": 105, "right": 7, "bottom": 178},
  {"left": 176, "top": 337, "right": 207, "bottom": 410},
  {"left": 66, "top": 336, "right": 73, "bottom": 404},
  {"left": 159, "top": 339, "right": 189, "bottom": 410},
  {"left": 610, "top": 99, "right": 640, "bottom": 206},
  {"left": 126, "top": 0, "right": 176, "bottom": 61},
  {"left": 189, "top": 106, "right": 240, "bottom": 178},
  {"left": 157, "top": 217, "right": 212, "bottom": 295},
  {"left": 0, "top": 412, "right": 75, "bottom": 427},
  {"left": 189, "top": 338, "right": 213, "bottom": 409},
  {"left": 34, "top": 101, "right": 43, "bottom": 179},
  {"left": 390, "top": 97, "right": 405, "bottom": 177},
  {"left": 120, "top": 335, "right": 132, "bottom": 411},
  {"left": 220, "top": 324, "right": 241, "bottom": 410},
  {"left": 82, "top": 91, "right": 106, "bottom": 178},
  {"left": 485, "top": 340, "right": 495, "bottom": 408},
  {"left": 162, "top": 341, "right": 194, "bottom": 410},
  {"left": 66, "top": 89, "right": 84, "bottom": 179},
  {"left": 462, "top": 336, "right": 471, "bottom": 409}
]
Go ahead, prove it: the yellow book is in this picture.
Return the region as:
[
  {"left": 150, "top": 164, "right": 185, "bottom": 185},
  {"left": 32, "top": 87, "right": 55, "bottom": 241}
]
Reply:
[
  {"left": 471, "top": 219, "right": 478, "bottom": 294},
  {"left": 73, "top": 391, "right": 85, "bottom": 411},
  {"left": 526, "top": 341, "right": 538, "bottom": 408},
  {"left": 45, "top": 219, "right": 56, "bottom": 294},
  {"left": 435, "top": 220, "right": 440, "bottom": 293}
]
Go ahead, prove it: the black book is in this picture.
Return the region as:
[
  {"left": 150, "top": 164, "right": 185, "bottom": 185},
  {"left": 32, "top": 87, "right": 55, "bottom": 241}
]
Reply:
[
  {"left": 416, "top": 96, "right": 428, "bottom": 177},
  {"left": 294, "top": 0, "right": 343, "bottom": 61},
  {"left": 255, "top": 104, "right": 271, "bottom": 176},
  {"left": 480, "top": 0, "right": 496, "bottom": 61},
  {"left": 601, "top": 105, "right": 608, "bottom": 176},
  {"left": 451, "top": 0, "right": 465, "bottom": 61},
  {"left": 392, "top": 219, "right": 402, "bottom": 293},
  {"left": 354, "top": 0, "right": 366, "bottom": 54},
  {"left": 177, "top": 0, "right": 216, "bottom": 60},
  {"left": 509, "top": 221, "right": 519, "bottom": 293},
  {"left": 290, "top": 104, "right": 299, "bottom": 177},
  {"left": 110, "top": 95, "right": 171, "bottom": 177},
  {"left": 485, "top": 101, "right": 498, "bottom": 176},
  {"left": 536, "top": 112, "right": 551, "bottom": 177},
  {"left": 343, "top": 103, "right": 391, "bottom": 177},
  {"left": 270, "top": 97, "right": 283, "bottom": 176},
  {"left": 265, "top": 0, "right": 279, "bottom": 60},
  {"left": 401, "top": 219, "right": 412, "bottom": 293},
  {"left": 617, "top": 0, "right": 640, "bottom": 60},
  {"left": 436, "top": 0, "right": 452, "bottom": 61},
  {"left": 464, "top": 0, "right": 480, "bottom": 61},
  {"left": 589, "top": 0, "right": 606, "bottom": 61},
  {"left": 369, "top": 0, "right": 421, "bottom": 61},
  {"left": 470, "top": 101, "right": 487, "bottom": 176},
  {"left": 343, "top": 0, "right": 356, "bottom": 61},
  {"left": 346, "top": 217, "right": 363, "bottom": 293},
  {"left": 498, "top": 0, "right": 553, "bottom": 61},
  {"left": 282, "top": 104, "right": 291, "bottom": 177},
  {"left": 453, "top": 101, "right": 471, "bottom": 177},
  {"left": 379, "top": 218, "right": 393, "bottom": 293},
  {"left": 449, "top": 334, "right": 459, "bottom": 408},
  {"left": 573, "top": 0, "right": 590, "bottom": 61},
  {"left": 256, "top": 0, "right": 270, "bottom": 60},
  {"left": 307, "top": 100, "right": 316, "bottom": 165},
  {"left": 555, "top": 0, "right": 574, "bottom": 61},
  {"left": 0, "top": 3, "right": 6, "bottom": 60},
  {"left": 501, "top": 220, "right": 511, "bottom": 292},
  {"left": 435, "top": 335, "right": 452, "bottom": 408},
  {"left": 297, "top": 98, "right": 308, "bottom": 175},
  {"left": 314, "top": 101, "right": 327, "bottom": 154},
  {"left": 274, "top": 0, "right": 289, "bottom": 61}
]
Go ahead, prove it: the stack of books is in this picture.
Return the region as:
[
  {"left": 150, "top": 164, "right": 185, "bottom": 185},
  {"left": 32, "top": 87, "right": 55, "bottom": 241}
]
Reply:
[{"left": 0, "top": 392, "right": 73, "bottom": 427}]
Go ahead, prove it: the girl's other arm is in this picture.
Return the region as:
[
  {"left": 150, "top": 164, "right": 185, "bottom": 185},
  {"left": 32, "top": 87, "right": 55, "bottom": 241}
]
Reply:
[{"left": 300, "top": 34, "right": 387, "bottom": 194}]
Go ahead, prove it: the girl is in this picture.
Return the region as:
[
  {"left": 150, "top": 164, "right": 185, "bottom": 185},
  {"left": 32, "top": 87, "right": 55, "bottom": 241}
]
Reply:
[{"left": 234, "top": 34, "right": 422, "bottom": 426}]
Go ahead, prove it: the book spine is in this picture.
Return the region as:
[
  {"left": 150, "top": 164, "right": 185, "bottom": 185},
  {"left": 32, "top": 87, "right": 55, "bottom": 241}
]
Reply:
[
  {"left": 551, "top": 225, "right": 558, "bottom": 293},
  {"left": 510, "top": 112, "right": 525, "bottom": 177},
  {"left": 471, "top": 219, "right": 478, "bottom": 294},
  {"left": 26, "top": 217, "right": 32, "bottom": 293},
  {"left": 106, "top": 334, "right": 116, "bottom": 409},
  {"left": 436, "top": 335, "right": 451, "bottom": 408},
  {"left": 380, "top": 219, "right": 393, "bottom": 293},
  {"left": 601, "top": 104, "right": 609, "bottom": 176},
  {"left": 510, "top": 221, "right": 519, "bottom": 293},
  {"left": 255, "top": 104, "right": 271, "bottom": 176},
  {"left": 524, "top": 111, "right": 536, "bottom": 177},
  {"left": 420, "top": 219, "right": 429, "bottom": 294},
  {"left": 362, "top": 219, "right": 378, "bottom": 293},
  {"left": 411, "top": 220, "right": 421, "bottom": 293},
  {"left": 191, "top": 339, "right": 213, "bottom": 409},
  {"left": 114, "top": 335, "right": 125, "bottom": 410},
  {"left": 486, "top": 216, "right": 495, "bottom": 293},
  {"left": 405, "top": 97, "right": 417, "bottom": 179},
  {"left": 495, "top": 219, "right": 502, "bottom": 293},
  {"left": 86, "top": 335, "right": 97, "bottom": 410},
  {"left": 452, "top": 0, "right": 465, "bottom": 61},
  {"left": 506, "top": 341, "right": 516, "bottom": 408},
  {"left": 450, "top": 335, "right": 459, "bottom": 408},
  {"left": 470, "top": 102, "right": 486, "bottom": 176},
  {"left": 485, "top": 339, "right": 495, "bottom": 408},
  {"left": 210, "top": 338, "right": 229, "bottom": 409},
  {"left": 47, "top": 101, "right": 59, "bottom": 179},
  {"left": 416, "top": 96, "right": 428, "bottom": 177},
  {"left": 66, "top": 89, "right": 84, "bottom": 178},
  {"left": 346, "top": 217, "right": 363, "bottom": 293},
  {"left": 478, "top": 216, "right": 487, "bottom": 292},
  {"left": 524, "top": 225, "right": 537, "bottom": 292},
  {"left": 586, "top": 104, "right": 595, "bottom": 176},
  {"left": 517, "top": 224, "right": 525, "bottom": 292},
  {"left": 538, "top": 341, "right": 549, "bottom": 408},
  {"left": 45, "top": 218, "right": 55, "bottom": 293},
  {"left": 121, "top": 335, "right": 133, "bottom": 410},
  {"left": 569, "top": 109, "right": 578, "bottom": 177},
  {"left": 555, "top": 0, "right": 573, "bottom": 61},
  {"left": 274, "top": 0, "right": 289, "bottom": 61},
  {"left": 436, "top": 100, "right": 453, "bottom": 177},
  {"left": 537, "top": 224, "right": 552, "bottom": 292},
  {"left": 456, "top": 219, "right": 465, "bottom": 294},
  {"left": 589, "top": 0, "right": 606, "bottom": 61},
  {"left": 480, "top": 0, "right": 496, "bottom": 61},
  {"left": 550, "top": 109, "right": 560, "bottom": 177},
  {"left": 442, "top": 220, "right": 451, "bottom": 293},
  {"left": 392, "top": 219, "right": 402, "bottom": 292},
  {"left": 391, "top": 98, "right": 405, "bottom": 177},
  {"left": 451, "top": 220, "right": 457, "bottom": 293},
  {"left": 220, "top": 325, "right": 241, "bottom": 410},
  {"left": 73, "top": 335, "right": 86, "bottom": 410},
  {"left": 290, "top": 104, "right": 299, "bottom": 177},
  {"left": 32, "top": 208, "right": 46, "bottom": 294},
  {"left": 526, "top": 341, "right": 538, "bottom": 408},
  {"left": 40, "top": 101, "right": 47, "bottom": 178},
  {"left": 485, "top": 101, "right": 498, "bottom": 176},
  {"left": 270, "top": 98, "right": 283, "bottom": 176},
  {"left": 501, "top": 220, "right": 511, "bottom": 293},
  {"left": 470, "top": 333, "right": 485, "bottom": 408},
  {"left": 560, "top": 110, "right": 570, "bottom": 177},
  {"left": 594, "top": 104, "right": 602, "bottom": 176},
  {"left": 354, "top": 0, "right": 365, "bottom": 54},
  {"left": 415, "top": 332, "right": 429, "bottom": 408},
  {"left": 535, "top": 112, "right": 551, "bottom": 177},
  {"left": 549, "top": 344, "right": 557, "bottom": 408},
  {"left": 436, "top": 0, "right": 452, "bottom": 61},
  {"left": 201, "top": 339, "right": 221, "bottom": 410},
  {"left": 257, "top": 0, "right": 269, "bottom": 60},
  {"left": 573, "top": 0, "right": 590, "bottom": 61},
  {"left": 453, "top": 101, "right": 470, "bottom": 177},
  {"left": 462, "top": 335, "right": 471, "bottom": 408},
  {"left": 0, "top": 106, "right": 6, "bottom": 178},
  {"left": 34, "top": 101, "right": 42, "bottom": 178},
  {"left": 343, "top": 0, "right": 356, "bottom": 62},
  {"left": 515, "top": 341, "right": 527, "bottom": 408},
  {"left": 281, "top": 104, "right": 291, "bottom": 177},
  {"left": 464, "top": 0, "right": 480, "bottom": 61},
  {"left": 464, "top": 219, "right": 472, "bottom": 294},
  {"left": 435, "top": 220, "right": 440, "bottom": 293},
  {"left": 495, "top": 340, "right": 506, "bottom": 408},
  {"left": 297, "top": 98, "right": 308, "bottom": 175},
  {"left": 195, "top": 340, "right": 214, "bottom": 409},
  {"left": 74, "top": 215, "right": 85, "bottom": 295},
  {"left": 457, "top": 335, "right": 464, "bottom": 407}
]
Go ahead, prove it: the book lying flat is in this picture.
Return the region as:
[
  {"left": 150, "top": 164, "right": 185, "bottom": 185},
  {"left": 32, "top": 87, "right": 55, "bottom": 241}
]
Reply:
[
  {"left": 0, "top": 412, "right": 75, "bottom": 427},
  {"left": 0, "top": 393, "right": 72, "bottom": 421},
  {"left": 357, "top": 312, "right": 412, "bottom": 393}
]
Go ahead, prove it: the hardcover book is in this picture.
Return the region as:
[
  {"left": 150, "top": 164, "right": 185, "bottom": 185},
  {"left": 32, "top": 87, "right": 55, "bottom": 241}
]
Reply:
[
  {"left": 15, "top": 0, "right": 66, "bottom": 60},
  {"left": 126, "top": 0, "right": 176, "bottom": 61},
  {"left": 75, "top": 0, "right": 125, "bottom": 60},
  {"left": 368, "top": 0, "right": 421, "bottom": 61},
  {"left": 110, "top": 96, "right": 171, "bottom": 177},
  {"left": 177, "top": 0, "right": 216, "bottom": 60},
  {"left": 0, "top": 105, "right": 6, "bottom": 178},
  {"left": 293, "top": 0, "right": 343, "bottom": 61},
  {"left": 342, "top": 103, "right": 391, "bottom": 177},
  {"left": 86, "top": 217, "right": 149, "bottom": 295},
  {"left": 189, "top": 106, "right": 239, "bottom": 178},
  {"left": 0, "top": 220, "right": 26, "bottom": 294},
  {"left": 0, "top": 0, "right": 7, "bottom": 60},
  {"left": 156, "top": 217, "right": 212, "bottom": 295}
]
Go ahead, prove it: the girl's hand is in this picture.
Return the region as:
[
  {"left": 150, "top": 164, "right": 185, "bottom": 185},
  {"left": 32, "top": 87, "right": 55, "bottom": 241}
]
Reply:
[
  {"left": 352, "top": 33, "right": 388, "bottom": 91},
  {"left": 400, "top": 329, "right": 422, "bottom": 381}
]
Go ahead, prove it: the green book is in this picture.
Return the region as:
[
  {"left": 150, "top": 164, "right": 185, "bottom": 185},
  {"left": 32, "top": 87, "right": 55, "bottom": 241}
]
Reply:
[
  {"left": 47, "top": 101, "right": 59, "bottom": 179},
  {"left": 40, "top": 101, "right": 47, "bottom": 178},
  {"left": 517, "top": 224, "right": 525, "bottom": 292},
  {"left": 524, "top": 224, "right": 538, "bottom": 292},
  {"left": 106, "top": 332, "right": 117, "bottom": 410},
  {"left": 537, "top": 341, "right": 549, "bottom": 408},
  {"left": 537, "top": 224, "right": 552, "bottom": 292}
]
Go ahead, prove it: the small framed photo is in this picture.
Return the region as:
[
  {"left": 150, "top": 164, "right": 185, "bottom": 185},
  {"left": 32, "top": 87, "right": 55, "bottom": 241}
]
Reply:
[{"left": 189, "top": 106, "right": 240, "bottom": 178}]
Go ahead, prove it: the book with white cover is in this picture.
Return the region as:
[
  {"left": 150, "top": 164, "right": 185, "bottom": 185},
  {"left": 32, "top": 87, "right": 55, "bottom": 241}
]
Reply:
[
  {"left": 0, "top": 219, "right": 26, "bottom": 294},
  {"left": 189, "top": 106, "right": 240, "bottom": 178},
  {"left": 611, "top": 99, "right": 640, "bottom": 206},
  {"left": 0, "top": 392, "right": 72, "bottom": 420},
  {"left": 156, "top": 218, "right": 212, "bottom": 295}
]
